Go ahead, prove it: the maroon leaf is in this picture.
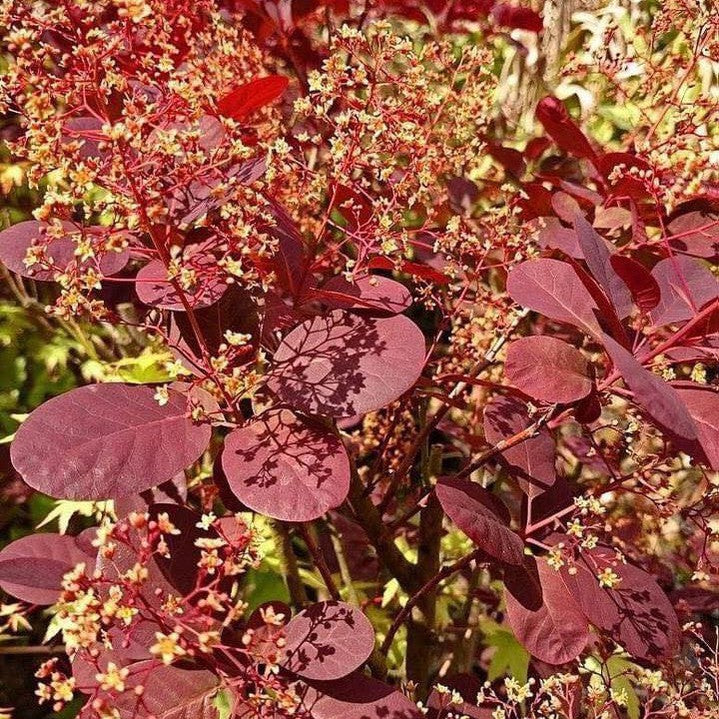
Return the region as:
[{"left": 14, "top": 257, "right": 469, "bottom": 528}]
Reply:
[
  {"left": 0, "top": 532, "right": 95, "bottom": 604},
  {"left": 11, "top": 384, "right": 211, "bottom": 500},
  {"left": 170, "top": 284, "right": 259, "bottom": 375},
  {"left": 667, "top": 202, "right": 719, "bottom": 259},
  {"left": 535, "top": 97, "right": 596, "bottom": 160},
  {"left": 113, "top": 473, "right": 188, "bottom": 519},
  {"left": 561, "top": 547, "right": 680, "bottom": 662},
  {"left": 0, "top": 220, "right": 129, "bottom": 280},
  {"left": 676, "top": 387, "right": 719, "bottom": 470},
  {"left": 303, "top": 673, "right": 423, "bottom": 719},
  {"left": 217, "top": 75, "right": 289, "bottom": 121},
  {"left": 221, "top": 409, "right": 350, "bottom": 522},
  {"left": 503, "top": 556, "right": 543, "bottom": 611},
  {"left": 435, "top": 478, "right": 524, "bottom": 565},
  {"left": 596, "top": 152, "right": 653, "bottom": 200},
  {"left": 483, "top": 396, "right": 556, "bottom": 496},
  {"left": 135, "top": 256, "right": 227, "bottom": 310},
  {"left": 491, "top": 3, "right": 543, "bottom": 32},
  {"left": 505, "top": 558, "right": 589, "bottom": 665},
  {"left": 573, "top": 214, "right": 632, "bottom": 318},
  {"left": 505, "top": 336, "right": 593, "bottom": 404},
  {"left": 267, "top": 310, "right": 426, "bottom": 418},
  {"left": 316, "top": 274, "right": 412, "bottom": 316},
  {"left": 609, "top": 255, "right": 660, "bottom": 313},
  {"left": 536, "top": 217, "right": 582, "bottom": 258},
  {"left": 103, "top": 663, "right": 219, "bottom": 719},
  {"left": 148, "top": 504, "right": 218, "bottom": 595},
  {"left": 506, "top": 258, "right": 600, "bottom": 336},
  {"left": 650, "top": 256, "right": 719, "bottom": 327},
  {"left": 283, "top": 601, "right": 375, "bottom": 681},
  {"left": 602, "top": 334, "right": 697, "bottom": 441}
]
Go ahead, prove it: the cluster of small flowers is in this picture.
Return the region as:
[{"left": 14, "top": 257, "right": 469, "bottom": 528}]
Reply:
[
  {"left": 38, "top": 508, "right": 316, "bottom": 717},
  {"left": 567, "top": 0, "right": 719, "bottom": 206},
  {"left": 281, "top": 21, "right": 497, "bottom": 272}
]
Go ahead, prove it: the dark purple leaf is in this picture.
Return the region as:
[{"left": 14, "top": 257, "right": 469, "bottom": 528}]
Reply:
[
  {"left": 0, "top": 532, "right": 95, "bottom": 604},
  {"left": 676, "top": 387, "right": 719, "bottom": 470},
  {"left": 0, "top": 220, "right": 128, "bottom": 280},
  {"left": 11, "top": 384, "right": 210, "bottom": 500},
  {"left": 602, "top": 334, "right": 697, "bottom": 441},
  {"left": 651, "top": 256, "right": 719, "bottom": 327},
  {"left": 105, "top": 663, "right": 219, "bottom": 719},
  {"left": 113, "top": 473, "right": 188, "bottom": 519},
  {"left": 505, "top": 558, "right": 589, "bottom": 665},
  {"left": 221, "top": 409, "right": 350, "bottom": 522},
  {"left": 169, "top": 284, "right": 259, "bottom": 375},
  {"left": 503, "top": 556, "right": 543, "bottom": 611},
  {"left": 667, "top": 200, "right": 719, "bottom": 259},
  {"left": 135, "top": 257, "right": 227, "bottom": 310},
  {"left": 536, "top": 217, "right": 582, "bottom": 258},
  {"left": 303, "top": 673, "right": 423, "bottom": 719},
  {"left": 506, "top": 258, "right": 601, "bottom": 336},
  {"left": 316, "top": 275, "right": 412, "bottom": 316},
  {"left": 267, "top": 310, "right": 426, "bottom": 418},
  {"left": 483, "top": 396, "right": 556, "bottom": 496},
  {"left": 435, "top": 478, "right": 524, "bottom": 565},
  {"left": 561, "top": 547, "right": 679, "bottom": 662},
  {"left": 505, "top": 336, "right": 593, "bottom": 404},
  {"left": 609, "top": 255, "right": 660, "bottom": 313},
  {"left": 573, "top": 214, "right": 632, "bottom": 318},
  {"left": 283, "top": 601, "right": 375, "bottom": 681}
]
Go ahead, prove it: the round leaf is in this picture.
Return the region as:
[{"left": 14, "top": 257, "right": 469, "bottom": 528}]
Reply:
[
  {"left": 0, "top": 533, "right": 95, "bottom": 604},
  {"left": 221, "top": 409, "right": 350, "bottom": 522},
  {"left": 505, "top": 336, "right": 593, "bottom": 404},
  {"left": 435, "top": 478, "right": 524, "bottom": 565},
  {"left": 267, "top": 310, "right": 425, "bottom": 418},
  {"left": 11, "top": 384, "right": 210, "bottom": 500},
  {"left": 283, "top": 601, "right": 375, "bottom": 681},
  {"left": 505, "top": 558, "right": 589, "bottom": 665}
]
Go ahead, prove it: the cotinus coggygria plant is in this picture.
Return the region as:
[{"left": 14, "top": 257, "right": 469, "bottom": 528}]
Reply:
[{"left": 0, "top": 1, "right": 718, "bottom": 718}]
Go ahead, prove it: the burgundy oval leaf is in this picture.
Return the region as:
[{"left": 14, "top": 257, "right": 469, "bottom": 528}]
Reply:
[
  {"left": 0, "top": 220, "right": 129, "bottom": 280},
  {"left": 535, "top": 96, "right": 596, "bottom": 160},
  {"left": 221, "top": 409, "right": 350, "bottom": 522},
  {"left": 602, "top": 334, "right": 697, "bottom": 441},
  {"left": 650, "top": 256, "right": 719, "bottom": 327},
  {"left": 536, "top": 217, "right": 582, "bottom": 258},
  {"left": 11, "top": 384, "right": 210, "bottom": 500},
  {"left": 283, "top": 600, "right": 375, "bottom": 681},
  {"left": 505, "top": 558, "right": 589, "bottom": 665},
  {"left": 573, "top": 214, "right": 632, "bottom": 318},
  {"left": 505, "top": 336, "right": 593, "bottom": 404},
  {"left": 136, "top": 257, "right": 227, "bottom": 310},
  {"left": 316, "top": 274, "right": 412, "bottom": 316},
  {"left": 483, "top": 396, "right": 556, "bottom": 496},
  {"left": 561, "top": 547, "right": 680, "bottom": 662},
  {"left": 435, "top": 478, "right": 524, "bottom": 565},
  {"left": 0, "top": 533, "right": 95, "bottom": 604},
  {"left": 170, "top": 284, "right": 259, "bottom": 375},
  {"left": 506, "top": 258, "right": 600, "bottom": 336},
  {"left": 110, "top": 663, "right": 219, "bottom": 719},
  {"left": 217, "top": 75, "right": 289, "bottom": 121},
  {"left": 676, "top": 387, "right": 719, "bottom": 470},
  {"left": 304, "top": 673, "right": 424, "bottom": 719},
  {"left": 267, "top": 310, "right": 426, "bottom": 418},
  {"left": 667, "top": 201, "right": 719, "bottom": 259},
  {"left": 609, "top": 255, "right": 660, "bottom": 313}
]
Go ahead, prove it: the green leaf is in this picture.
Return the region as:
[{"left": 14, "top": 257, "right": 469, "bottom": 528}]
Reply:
[
  {"left": 214, "top": 689, "right": 233, "bottom": 719},
  {"left": 481, "top": 619, "right": 529, "bottom": 684}
]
